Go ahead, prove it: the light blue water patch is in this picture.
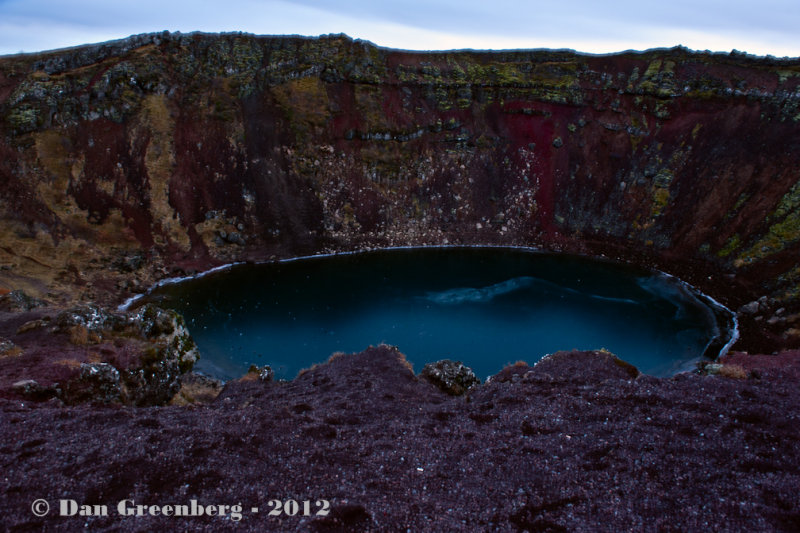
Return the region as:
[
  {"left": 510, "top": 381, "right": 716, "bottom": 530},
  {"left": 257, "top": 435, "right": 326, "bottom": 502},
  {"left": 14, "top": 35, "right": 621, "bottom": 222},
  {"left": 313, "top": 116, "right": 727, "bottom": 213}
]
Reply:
[{"left": 424, "top": 276, "right": 641, "bottom": 306}]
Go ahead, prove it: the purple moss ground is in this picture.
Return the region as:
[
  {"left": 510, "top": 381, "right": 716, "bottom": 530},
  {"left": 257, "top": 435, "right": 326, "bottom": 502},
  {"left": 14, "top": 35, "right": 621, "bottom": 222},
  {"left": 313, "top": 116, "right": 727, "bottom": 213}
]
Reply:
[{"left": 2, "top": 345, "right": 799, "bottom": 532}]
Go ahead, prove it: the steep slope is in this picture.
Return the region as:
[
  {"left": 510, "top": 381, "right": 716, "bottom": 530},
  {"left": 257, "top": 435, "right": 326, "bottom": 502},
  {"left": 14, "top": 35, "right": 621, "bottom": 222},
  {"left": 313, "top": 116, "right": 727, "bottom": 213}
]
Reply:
[{"left": 1, "top": 32, "right": 799, "bottom": 352}]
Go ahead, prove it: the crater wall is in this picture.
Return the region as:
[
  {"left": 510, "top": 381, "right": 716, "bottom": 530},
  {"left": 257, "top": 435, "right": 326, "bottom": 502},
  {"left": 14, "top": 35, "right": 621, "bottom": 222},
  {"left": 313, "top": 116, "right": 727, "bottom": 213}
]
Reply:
[{"left": 2, "top": 32, "right": 799, "bottom": 352}]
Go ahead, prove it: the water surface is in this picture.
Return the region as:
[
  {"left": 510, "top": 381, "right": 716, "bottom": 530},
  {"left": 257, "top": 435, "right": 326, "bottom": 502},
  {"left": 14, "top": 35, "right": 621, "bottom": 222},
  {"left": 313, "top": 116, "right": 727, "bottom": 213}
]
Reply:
[{"left": 142, "top": 247, "right": 732, "bottom": 380}]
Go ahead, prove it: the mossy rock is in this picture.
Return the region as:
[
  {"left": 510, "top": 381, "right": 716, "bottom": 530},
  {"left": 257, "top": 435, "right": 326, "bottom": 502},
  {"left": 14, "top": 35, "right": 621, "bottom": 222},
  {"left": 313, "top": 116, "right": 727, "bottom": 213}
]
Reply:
[{"left": 420, "top": 359, "right": 480, "bottom": 396}]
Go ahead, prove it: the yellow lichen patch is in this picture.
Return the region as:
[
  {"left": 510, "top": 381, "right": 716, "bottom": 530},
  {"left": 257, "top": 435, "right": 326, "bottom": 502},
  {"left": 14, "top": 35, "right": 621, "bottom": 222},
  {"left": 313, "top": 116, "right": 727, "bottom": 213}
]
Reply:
[
  {"left": 718, "top": 364, "right": 748, "bottom": 380},
  {"left": 34, "top": 130, "right": 73, "bottom": 207},
  {"left": 629, "top": 114, "right": 648, "bottom": 152},
  {"left": 33, "top": 132, "right": 106, "bottom": 245},
  {"left": 137, "top": 94, "right": 191, "bottom": 252},
  {"left": 192, "top": 212, "right": 244, "bottom": 260},
  {"left": 651, "top": 187, "right": 670, "bottom": 216},
  {"left": 649, "top": 169, "right": 674, "bottom": 218},
  {"left": 738, "top": 210, "right": 800, "bottom": 264},
  {"left": 0, "top": 346, "right": 23, "bottom": 358},
  {"left": 68, "top": 325, "right": 90, "bottom": 345},
  {"left": 353, "top": 84, "right": 387, "bottom": 131},
  {"left": 70, "top": 152, "right": 84, "bottom": 182},
  {"left": 95, "top": 175, "right": 116, "bottom": 196},
  {"left": 54, "top": 358, "right": 83, "bottom": 369},
  {"left": 272, "top": 76, "right": 330, "bottom": 138},
  {"left": 644, "top": 59, "right": 662, "bottom": 78},
  {"left": 643, "top": 59, "right": 674, "bottom": 78},
  {"left": 778, "top": 69, "right": 800, "bottom": 83},
  {"left": 295, "top": 364, "right": 319, "bottom": 378},
  {"left": 0, "top": 214, "right": 133, "bottom": 302},
  {"left": 777, "top": 266, "right": 800, "bottom": 300},
  {"left": 391, "top": 348, "right": 414, "bottom": 373},
  {"left": 90, "top": 209, "right": 139, "bottom": 245},
  {"left": 15, "top": 319, "right": 47, "bottom": 334},
  {"left": 637, "top": 60, "right": 662, "bottom": 92},
  {"left": 717, "top": 234, "right": 741, "bottom": 258},
  {"left": 194, "top": 219, "right": 223, "bottom": 251},
  {"left": 327, "top": 351, "right": 347, "bottom": 363},
  {"left": 170, "top": 380, "right": 222, "bottom": 405},
  {"left": 11, "top": 132, "right": 141, "bottom": 301}
]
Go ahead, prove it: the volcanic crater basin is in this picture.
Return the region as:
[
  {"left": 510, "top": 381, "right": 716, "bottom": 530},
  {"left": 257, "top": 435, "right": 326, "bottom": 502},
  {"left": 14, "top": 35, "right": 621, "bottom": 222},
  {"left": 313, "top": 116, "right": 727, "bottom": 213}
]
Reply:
[
  {"left": 138, "top": 247, "right": 736, "bottom": 381},
  {"left": 0, "top": 32, "right": 800, "bottom": 531},
  {"left": 1, "top": 32, "right": 800, "bottom": 356}
]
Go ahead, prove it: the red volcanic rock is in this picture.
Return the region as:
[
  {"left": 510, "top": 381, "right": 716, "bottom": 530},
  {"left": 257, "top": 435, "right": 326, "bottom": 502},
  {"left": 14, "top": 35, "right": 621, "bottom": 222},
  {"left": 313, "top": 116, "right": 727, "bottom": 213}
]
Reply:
[
  {"left": 1, "top": 344, "right": 799, "bottom": 531},
  {"left": 0, "top": 33, "right": 798, "bottom": 354}
]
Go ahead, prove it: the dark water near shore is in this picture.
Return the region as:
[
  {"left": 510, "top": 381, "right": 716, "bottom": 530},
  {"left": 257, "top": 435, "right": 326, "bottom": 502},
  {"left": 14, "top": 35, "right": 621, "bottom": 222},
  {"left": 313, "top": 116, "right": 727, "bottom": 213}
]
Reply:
[{"left": 141, "top": 247, "right": 733, "bottom": 380}]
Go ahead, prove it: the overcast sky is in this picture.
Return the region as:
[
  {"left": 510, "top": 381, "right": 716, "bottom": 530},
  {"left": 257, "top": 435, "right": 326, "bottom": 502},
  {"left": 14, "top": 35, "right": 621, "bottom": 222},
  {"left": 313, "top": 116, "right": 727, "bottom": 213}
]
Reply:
[{"left": 0, "top": 0, "right": 798, "bottom": 57}]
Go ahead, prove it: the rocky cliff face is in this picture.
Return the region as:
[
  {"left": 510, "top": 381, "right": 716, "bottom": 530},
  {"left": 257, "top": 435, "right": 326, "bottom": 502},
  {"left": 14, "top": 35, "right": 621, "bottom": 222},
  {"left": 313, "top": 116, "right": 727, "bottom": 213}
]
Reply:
[{"left": 1, "top": 32, "right": 799, "bottom": 352}]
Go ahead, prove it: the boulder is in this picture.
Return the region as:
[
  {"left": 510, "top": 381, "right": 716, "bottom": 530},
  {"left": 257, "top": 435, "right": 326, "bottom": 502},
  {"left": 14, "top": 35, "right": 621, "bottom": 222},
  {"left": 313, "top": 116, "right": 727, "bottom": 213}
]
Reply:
[
  {"left": 0, "top": 290, "right": 46, "bottom": 312},
  {"left": 170, "top": 372, "right": 224, "bottom": 405},
  {"left": 61, "top": 362, "right": 122, "bottom": 404},
  {"left": 420, "top": 359, "right": 480, "bottom": 395},
  {"left": 12, "top": 379, "right": 59, "bottom": 401},
  {"left": 0, "top": 337, "right": 21, "bottom": 357},
  {"left": 738, "top": 301, "right": 761, "bottom": 315}
]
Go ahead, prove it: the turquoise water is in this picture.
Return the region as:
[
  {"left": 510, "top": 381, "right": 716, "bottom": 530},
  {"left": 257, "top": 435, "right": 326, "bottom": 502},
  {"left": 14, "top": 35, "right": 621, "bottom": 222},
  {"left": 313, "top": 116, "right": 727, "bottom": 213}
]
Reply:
[{"left": 141, "top": 247, "right": 732, "bottom": 380}]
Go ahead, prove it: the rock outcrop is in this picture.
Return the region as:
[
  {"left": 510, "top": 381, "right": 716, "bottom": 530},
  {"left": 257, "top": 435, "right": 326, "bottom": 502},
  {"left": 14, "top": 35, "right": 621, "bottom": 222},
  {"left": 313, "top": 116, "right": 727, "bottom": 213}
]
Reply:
[
  {"left": 0, "top": 297, "right": 198, "bottom": 405},
  {"left": 1, "top": 32, "right": 799, "bottom": 354},
  {"left": 420, "top": 359, "right": 481, "bottom": 395}
]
